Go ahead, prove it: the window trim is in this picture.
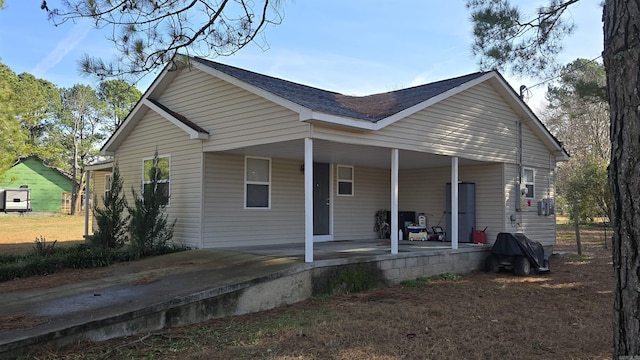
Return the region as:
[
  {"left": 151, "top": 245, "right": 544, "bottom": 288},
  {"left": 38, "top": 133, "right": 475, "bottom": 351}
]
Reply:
[
  {"left": 142, "top": 154, "right": 171, "bottom": 206},
  {"left": 336, "top": 165, "right": 354, "bottom": 196},
  {"left": 104, "top": 173, "right": 112, "bottom": 200},
  {"left": 522, "top": 167, "right": 535, "bottom": 199},
  {"left": 244, "top": 156, "right": 271, "bottom": 209}
]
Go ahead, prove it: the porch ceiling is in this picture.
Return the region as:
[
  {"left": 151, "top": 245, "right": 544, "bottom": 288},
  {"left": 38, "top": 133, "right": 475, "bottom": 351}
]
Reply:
[{"left": 222, "top": 139, "right": 487, "bottom": 169}]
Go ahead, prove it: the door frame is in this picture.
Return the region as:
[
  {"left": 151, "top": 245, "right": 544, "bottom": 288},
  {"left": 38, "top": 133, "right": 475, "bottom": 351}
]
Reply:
[{"left": 314, "top": 163, "right": 334, "bottom": 242}]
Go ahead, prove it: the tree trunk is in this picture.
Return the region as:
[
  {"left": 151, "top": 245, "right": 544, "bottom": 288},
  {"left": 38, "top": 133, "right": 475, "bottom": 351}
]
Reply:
[
  {"left": 573, "top": 201, "right": 582, "bottom": 256},
  {"left": 604, "top": 1, "right": 640, "bottom": 357},
  {"left": 70, "top": 139, "right": 78, "bottom": 215},
  {"left": 73, "top": 170, "right": 86, "bottom": 215}
]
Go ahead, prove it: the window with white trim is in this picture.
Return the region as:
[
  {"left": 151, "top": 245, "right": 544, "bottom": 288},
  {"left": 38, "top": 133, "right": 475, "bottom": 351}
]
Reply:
[
  {"left": 143, "top": 155, "right": 170, "bottom": 205},
  {"left": 337, "top": 165, "right": 354, "bottom": 196},
  {"left": 104, "top": 174, "right": 112, "bottom": 200},
  {"left": 245, "top": 157, "right": 271, "bottom": 208},
  {"left": 523, "top": 167, "right": 535, "bottom": 199}
]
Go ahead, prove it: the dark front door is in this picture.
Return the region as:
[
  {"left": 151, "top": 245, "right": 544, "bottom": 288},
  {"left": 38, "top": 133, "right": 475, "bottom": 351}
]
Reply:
[{"left": 313, "top": 162, "right": 330, "bottom": 235}]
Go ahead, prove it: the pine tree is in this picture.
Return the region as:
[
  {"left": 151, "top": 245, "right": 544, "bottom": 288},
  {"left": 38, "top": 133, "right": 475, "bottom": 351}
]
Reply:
[
  {"left": 128, "top": 150, "right": 175, "bottom": 255},
  {"left": 92, "top": 163, "right": 129, "bottom": 248}
]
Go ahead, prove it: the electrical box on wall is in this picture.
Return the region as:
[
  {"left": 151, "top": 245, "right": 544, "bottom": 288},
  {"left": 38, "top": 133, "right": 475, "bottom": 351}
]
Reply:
[
  {"left": 537, "top": 198, "right": 555, "bottom": 216},
  {"left": 547, "top": 198, "right": 555, "bottom": 215},
  {"left": 516, "top": 187, "right": 529, "bottom": 211}
]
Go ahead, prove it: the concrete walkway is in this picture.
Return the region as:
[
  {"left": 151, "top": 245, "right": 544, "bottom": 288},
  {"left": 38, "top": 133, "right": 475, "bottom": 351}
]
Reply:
[{"left": 0, "top": 240, "right": 488, "bottom": 359}]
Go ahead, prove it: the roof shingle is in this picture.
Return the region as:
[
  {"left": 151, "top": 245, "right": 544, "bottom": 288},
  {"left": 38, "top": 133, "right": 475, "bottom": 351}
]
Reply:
[{"left": 191, "top": 57, "right": 487, "bottom": 122}]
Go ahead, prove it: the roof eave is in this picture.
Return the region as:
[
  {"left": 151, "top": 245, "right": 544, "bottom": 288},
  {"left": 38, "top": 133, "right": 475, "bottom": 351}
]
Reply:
[
  {"left": 85, "top": 160, "right": 114, "bottom": 171},
  {"left": 488, "top": 72, "right": 570, "bottom": 161},
  {"left": 190, "top": 58, "right": 313, "bottom": 117},
  {"left": 101, "top": 64, "right": 180, "bottom": 155},
  {"left": 143, "top": 99, "right": 209, "bottom": 140},
  {"left": 374, "top": 72, "right": 496, "bottom": 129},
  {"left": 301, "top": 111, "right": 377, "bottom": 130}
]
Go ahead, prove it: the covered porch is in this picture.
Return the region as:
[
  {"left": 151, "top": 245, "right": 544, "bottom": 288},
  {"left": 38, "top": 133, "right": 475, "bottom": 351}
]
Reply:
[{"left": 213, "top": 136, "right": 500, "bottom": 262}]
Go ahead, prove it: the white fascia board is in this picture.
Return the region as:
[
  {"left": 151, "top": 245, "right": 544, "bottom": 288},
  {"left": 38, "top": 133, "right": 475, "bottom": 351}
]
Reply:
[
  {"left": 85, "top": 161, "right": 114, "bottom": 171},
  {"left": 490, "top": 73, "right": 569, "bottom": 160},
  {"left": 190, "top": 60, "right": 311, "bottom": 116},
  {"left": 555, "top": 152, "right": 570, "bottom": 161},
  {"left": 101, "top": 65, "right": 178, "bottom": 155},
  {"left": 143, "top": 99, "right": 209, "bottom": 140},
  {"left": 304, "top": 111, "right": 377, "bottom": 130},
  {"left": 298, "top": 73, "right": 497, "bottom": 132},
  {"left": 101, "top": 102, "right": 147, "bottom": 155},
  {"left": 191, "top": 132, "right": 210, "bottom": 140}
]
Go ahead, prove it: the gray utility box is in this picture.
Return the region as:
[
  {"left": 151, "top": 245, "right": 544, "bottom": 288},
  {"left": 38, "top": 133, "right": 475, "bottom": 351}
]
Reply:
[{"left": 0, "top": 188, "right": 32, "bottom": 212}]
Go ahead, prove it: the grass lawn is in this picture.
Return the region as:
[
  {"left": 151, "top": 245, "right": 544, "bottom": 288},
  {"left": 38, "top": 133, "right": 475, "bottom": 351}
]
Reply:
[{"left": 0, "top": 215, "right": 86, "bottom": 254}]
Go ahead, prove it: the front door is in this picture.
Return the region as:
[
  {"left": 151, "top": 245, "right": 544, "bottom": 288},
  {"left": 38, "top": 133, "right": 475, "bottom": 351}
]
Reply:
[{"left": 313, "top": 162, "right": 330, "bottom": 235}]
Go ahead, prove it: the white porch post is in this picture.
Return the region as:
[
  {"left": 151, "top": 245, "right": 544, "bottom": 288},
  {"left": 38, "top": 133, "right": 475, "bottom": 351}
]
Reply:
[
  {"left": 84, "top": 170, "right": 91, "bottom": 242},
  {"left": 304, "top": 138, "right": 314, "bottom": 263},
  {"left": 390, "top": 148, "right": 399, "bottom": 254},
  {"left": 451, "top": 156, "right": 459, "bottom": 250}
]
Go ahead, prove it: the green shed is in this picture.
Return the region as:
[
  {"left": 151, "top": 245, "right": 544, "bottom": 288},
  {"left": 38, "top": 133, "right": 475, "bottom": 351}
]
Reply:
[{"left": 0, "top": 157, "right": 74, "bottom": 213}]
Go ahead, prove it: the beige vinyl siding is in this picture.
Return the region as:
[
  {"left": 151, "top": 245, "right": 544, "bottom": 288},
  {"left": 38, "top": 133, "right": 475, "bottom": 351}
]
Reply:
[
  {"left": 115, "top": 111, "right": 204, "bottom": 249},
  {"left": 503, "top": 163, "right": 557, "bottom": 246},
  {"left": 157, "top": 68, "right": 311, "bottom": 152},
  {"left": 91, "top": 170, "right": 111, "bottom": 210},
  {"left": 90, "top": 170, "right": 111, "bottom": 232},
  {"left": 203, "top": 153, "right": 305, "bottom": 247},
  {"left": 398, "top": 163, "right": 504, "bottom": 243},
  {"left": 312, "top": 82, "right": 520, "bottom": 164},
  {"left": 332, "top": 166, "right": 390, "bottom": 240},
  {"left": 521, "top": 118, "right": 558, "bottom": 168}
]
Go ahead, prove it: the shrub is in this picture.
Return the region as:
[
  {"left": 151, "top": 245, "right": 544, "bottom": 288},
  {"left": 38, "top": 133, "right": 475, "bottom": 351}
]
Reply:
[
  {"left": 0, "top": 243, "right": 188, "bottom": 282},
  {"left": 128, "top": 150, "right": 176, "bottom": 255},
  {"left": 32, "top": 236, "right": 57, "bottom": 257},
  {"left": 92, "top": 163, "right": 129, "bottom": 248}
]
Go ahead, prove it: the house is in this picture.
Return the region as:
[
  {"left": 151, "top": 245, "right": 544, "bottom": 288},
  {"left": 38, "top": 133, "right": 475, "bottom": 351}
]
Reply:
[
  {"left": 0, "top": 156, "right": 74, "bottom": 213},
  {"left": 93, "top": 55, "right": 568, "bottom": 262}
]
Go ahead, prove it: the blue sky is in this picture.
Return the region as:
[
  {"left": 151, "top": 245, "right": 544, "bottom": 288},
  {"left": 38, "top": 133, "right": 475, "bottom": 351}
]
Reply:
[{"left": 0, "top": 1, "right": 603, "bottom": 112}]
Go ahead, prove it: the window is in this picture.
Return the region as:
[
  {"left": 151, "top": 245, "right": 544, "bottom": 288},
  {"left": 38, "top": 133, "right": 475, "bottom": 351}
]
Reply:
[
  {"left": 522, "top": 167, "right": 535, "bottom": 199},
  {"left": 143, "top": 155, "right": 170, "bottom": 205},
  {"left": 337, "top": 165, "right": 354, "bottom": 196},
  {"left": 245, "top": 157, "right": 270, "bottom": 208},
  {"left": 104, "top": 174, "right": 112, "bottom": 200}
]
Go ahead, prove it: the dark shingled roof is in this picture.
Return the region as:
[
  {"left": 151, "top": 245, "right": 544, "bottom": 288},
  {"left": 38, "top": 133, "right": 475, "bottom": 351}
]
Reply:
[{"left": 191, "top": 56, "right": 488, "bottom": 123}]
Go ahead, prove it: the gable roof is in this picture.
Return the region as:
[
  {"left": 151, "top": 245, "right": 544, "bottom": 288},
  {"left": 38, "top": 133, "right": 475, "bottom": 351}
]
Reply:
[
  {"left": 12, "top": 156, "right": 73, "bottom": 182},
  {"left": 191, "top": 56, "right": 486, "bottom": 123},
  {"left": 103, "top": 55, "right": 568, "bottom": 160}
]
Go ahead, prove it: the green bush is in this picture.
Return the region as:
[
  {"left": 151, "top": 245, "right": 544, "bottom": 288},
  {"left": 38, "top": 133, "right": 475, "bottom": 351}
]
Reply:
[
  {"left": 128, "top": 150, "right": 176, "bottom": 255},
  {"left": 0, "top": 243, "right": 188, "bottom": 282},
  {"left": 92, "top": 163, "right": 129, "bottom": 249},
  {"left": 32, "top": 236, "right": 57, "bottom": 257}
]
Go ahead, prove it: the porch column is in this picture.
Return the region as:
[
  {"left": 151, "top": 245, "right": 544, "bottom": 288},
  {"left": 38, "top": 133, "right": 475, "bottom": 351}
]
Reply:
[
  {"left": 304, "top": 138, "right": 314, "bottom": 263},
  {"left": 390, "top": 148, "right": 399, "bottom": 254},
  {"left": 84, "top": 170, "right": 91, "bottom": 242},
  {"left": 451, "top": 156, "right": 459, "bottom": 249}
]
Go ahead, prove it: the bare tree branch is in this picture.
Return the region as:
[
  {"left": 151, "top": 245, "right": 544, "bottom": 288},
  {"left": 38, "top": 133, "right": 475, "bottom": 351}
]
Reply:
[{"left": 43, "top": 0, "right": 283, "bottom": 82}]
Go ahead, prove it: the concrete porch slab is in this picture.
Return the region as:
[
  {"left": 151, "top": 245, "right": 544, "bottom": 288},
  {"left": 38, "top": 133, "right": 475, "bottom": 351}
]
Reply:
[{"left": 0, "top": 240, "right": 490, "bottom": 359}]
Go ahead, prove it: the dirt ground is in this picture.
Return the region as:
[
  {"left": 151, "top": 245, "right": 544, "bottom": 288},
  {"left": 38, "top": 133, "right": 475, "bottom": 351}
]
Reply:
[{"left": 7, "top": 224, "right": 612, "bottom": 360}]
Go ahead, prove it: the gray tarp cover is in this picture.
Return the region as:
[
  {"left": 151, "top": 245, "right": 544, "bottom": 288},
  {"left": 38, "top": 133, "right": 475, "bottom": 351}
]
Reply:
[{"left": 492, "top": 232, "right": 546, "bottom": 269}]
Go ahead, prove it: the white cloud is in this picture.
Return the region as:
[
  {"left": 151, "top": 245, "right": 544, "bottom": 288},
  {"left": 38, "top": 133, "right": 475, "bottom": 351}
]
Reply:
[{"left": 31, "top": 20, "right": 92, "bottom": 78}]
